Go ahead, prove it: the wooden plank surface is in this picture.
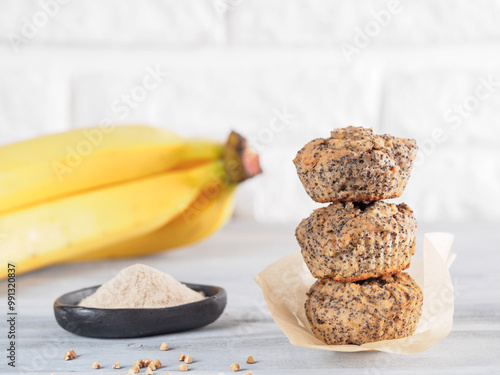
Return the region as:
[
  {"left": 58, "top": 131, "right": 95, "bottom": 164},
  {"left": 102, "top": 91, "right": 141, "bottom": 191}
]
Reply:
[{"left": 1, "top": 220, "right": 499, "bottom": 374}]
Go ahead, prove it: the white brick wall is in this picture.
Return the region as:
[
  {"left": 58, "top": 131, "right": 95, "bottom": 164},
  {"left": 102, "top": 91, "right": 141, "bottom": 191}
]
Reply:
[
  {"left": 0, "top": 66, "right": 69, "bottom": 142},
  {"left": 0, "top": 0, "right": 220, "bottom": 48},
  {"left": 226, "top": 0, "right": 500, "bottom": 46},
  {"left": 1, "top": 0, "right": 500, "bottom": 223}
]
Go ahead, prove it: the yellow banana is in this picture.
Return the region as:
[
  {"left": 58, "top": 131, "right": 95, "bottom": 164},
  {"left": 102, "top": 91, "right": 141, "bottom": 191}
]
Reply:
[
  {"left": 0, "top": 125, "right": 221, "bottom": 214},
  {"left": 0, "top": 162, "right": 226, "bottom": 278},
  {"left": 73, "top": 183, "right": 237, "bottom": 260},
  {"left": 0, "top": 128, "right": 260, "bottom": 278}
]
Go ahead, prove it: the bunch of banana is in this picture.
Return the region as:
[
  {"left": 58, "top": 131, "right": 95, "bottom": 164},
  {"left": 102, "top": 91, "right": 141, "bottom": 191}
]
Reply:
[{"left": 0, "top": 125, "right": 261, "bottom": 278}]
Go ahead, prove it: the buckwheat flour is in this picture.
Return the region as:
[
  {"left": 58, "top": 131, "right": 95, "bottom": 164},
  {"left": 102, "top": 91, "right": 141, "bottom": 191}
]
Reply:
[{"left": 78, "top": 264, "right": 205, "bottom": 308}]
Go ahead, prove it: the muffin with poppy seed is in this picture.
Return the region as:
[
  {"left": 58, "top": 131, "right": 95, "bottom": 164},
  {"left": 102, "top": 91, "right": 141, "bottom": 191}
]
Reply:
[
  {"left": 305, "top": 272, "right": 423, "bottom": 345},
  {"left": 296, "top": 200, "right": 417, "bottom": 282},
  {"left": 293, "top": 126, "right": 417, "bottom": 203}
]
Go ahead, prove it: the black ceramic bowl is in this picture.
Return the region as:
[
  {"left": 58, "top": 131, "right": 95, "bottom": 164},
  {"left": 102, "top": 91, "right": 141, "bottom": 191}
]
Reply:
[{"left": 54, "top": 283, "right": 226, "bottom": 338}]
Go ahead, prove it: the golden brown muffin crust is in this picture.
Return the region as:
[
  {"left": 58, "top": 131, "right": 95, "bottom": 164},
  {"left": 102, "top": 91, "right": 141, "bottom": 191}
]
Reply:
[
  {"left": 293, "top": 126, "right": 417, "bottom": 203},
  {"left": 296, "top": 201, "right": 417, "bottom": 281},
  {"left": 305, "top": 272, "right": 423, "bottom": 345}
]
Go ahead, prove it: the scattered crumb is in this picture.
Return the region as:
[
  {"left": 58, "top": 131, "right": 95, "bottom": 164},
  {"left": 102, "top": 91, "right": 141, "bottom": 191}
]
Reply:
[{"left": 230, "top": 363, "right": 240, "bottom": 372}]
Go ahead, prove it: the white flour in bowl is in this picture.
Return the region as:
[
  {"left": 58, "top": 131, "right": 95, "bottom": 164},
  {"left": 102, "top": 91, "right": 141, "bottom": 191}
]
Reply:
[{"left": 78, "top": 264, "right": 205, "bottom": 309}]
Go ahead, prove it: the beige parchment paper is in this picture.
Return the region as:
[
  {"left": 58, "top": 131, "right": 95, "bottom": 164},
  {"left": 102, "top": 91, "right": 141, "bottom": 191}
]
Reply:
[{"left": 255, "top": 232, "right": 455, "bottom": 354}]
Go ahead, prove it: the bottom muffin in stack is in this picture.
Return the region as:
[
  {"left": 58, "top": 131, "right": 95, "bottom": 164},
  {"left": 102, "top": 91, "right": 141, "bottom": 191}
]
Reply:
[{"left": 305, "top": 272, "right": 423, "bottom": 345}]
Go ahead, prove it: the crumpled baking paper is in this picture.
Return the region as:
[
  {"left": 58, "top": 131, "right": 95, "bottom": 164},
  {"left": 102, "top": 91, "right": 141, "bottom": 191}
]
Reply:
[{"left": 255, "top": 233, "right": 455, "bottom": 354}]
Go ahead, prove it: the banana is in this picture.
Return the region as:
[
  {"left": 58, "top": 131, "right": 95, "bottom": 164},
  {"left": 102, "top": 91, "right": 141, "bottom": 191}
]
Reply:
[
  {"left": 0, "top": 162, "right": 226, "bottom": 278},
  {"left": 0, "top": 128, "right": 261, "bottom": 278},
  {"left": 72, "top": 183, "right": 237, "bottom": 260},
  {"left": 0, "top": 125, "right": 222, "bottom": 214}
]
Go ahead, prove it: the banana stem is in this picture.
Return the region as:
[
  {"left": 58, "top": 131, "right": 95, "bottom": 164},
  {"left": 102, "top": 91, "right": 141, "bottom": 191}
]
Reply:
[{"left": 222, "top": 131, "right": 262, "bottom": 184}]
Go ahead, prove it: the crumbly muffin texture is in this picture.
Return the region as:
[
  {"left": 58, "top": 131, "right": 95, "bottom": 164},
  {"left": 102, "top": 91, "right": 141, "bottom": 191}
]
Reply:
[
  {"left": 305, "top": 272, "right": 423, "bottom": 345},
  {"left": 293, "top": 126, "right": 417, "bottom": 203},
  {"left": 296, "top": 201, "right": 417, "bottom": 281}
]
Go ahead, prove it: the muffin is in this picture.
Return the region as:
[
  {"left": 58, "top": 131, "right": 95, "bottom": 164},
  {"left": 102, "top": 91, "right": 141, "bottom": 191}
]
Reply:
[
  {"left": 296, "top": 200, "right": 417, "bottom": 282},
  {"left": 305, "top": 272, "right": 423, "bottom": 345},
  {"left": 293, "top": 126, "right": 417, "bottom": 203}
]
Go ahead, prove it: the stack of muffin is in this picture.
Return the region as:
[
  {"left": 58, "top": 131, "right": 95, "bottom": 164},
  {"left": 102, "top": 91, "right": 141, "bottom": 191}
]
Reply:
[{"left": 293, "top": 126, "right": 423, "bottom": 345}]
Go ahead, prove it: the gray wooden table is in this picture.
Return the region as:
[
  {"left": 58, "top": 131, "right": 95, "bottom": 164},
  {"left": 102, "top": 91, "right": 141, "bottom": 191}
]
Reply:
[{"left": 1, "top": 220, "right": 499, "bottom": 374}]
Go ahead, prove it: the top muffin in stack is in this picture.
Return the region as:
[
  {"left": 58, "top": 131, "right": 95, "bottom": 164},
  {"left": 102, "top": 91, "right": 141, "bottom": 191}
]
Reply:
[
  {"left": 293, "top": 126, "right": 422, "bottom": 345},
  {"left": 293, "top": 126, "right": 417, "bottom": 203}
]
